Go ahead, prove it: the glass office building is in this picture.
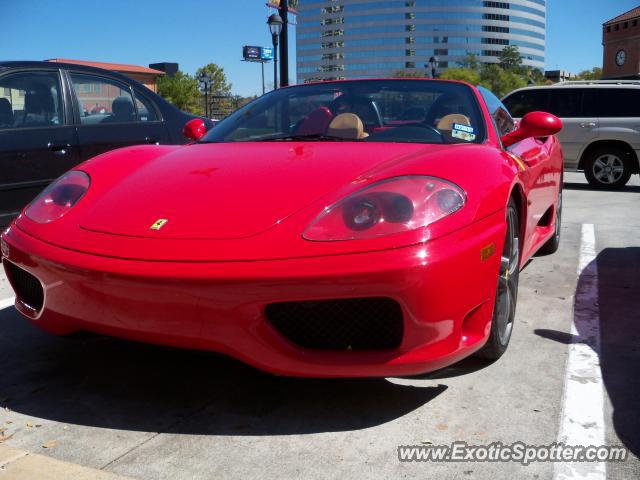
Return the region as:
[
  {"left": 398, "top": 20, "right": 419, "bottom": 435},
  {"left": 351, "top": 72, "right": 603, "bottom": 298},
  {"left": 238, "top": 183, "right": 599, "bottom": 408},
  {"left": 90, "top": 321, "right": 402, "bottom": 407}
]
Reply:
[{"left": 297, "top": 0, "right": 546, "bottom": 82}]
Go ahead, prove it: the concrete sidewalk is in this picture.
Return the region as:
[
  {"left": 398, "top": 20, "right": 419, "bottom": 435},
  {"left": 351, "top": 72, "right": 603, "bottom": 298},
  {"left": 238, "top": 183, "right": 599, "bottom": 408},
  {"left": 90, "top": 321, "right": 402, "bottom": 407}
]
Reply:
[{"left": 0, "top": 444, "right": 134, "bottom": 479}]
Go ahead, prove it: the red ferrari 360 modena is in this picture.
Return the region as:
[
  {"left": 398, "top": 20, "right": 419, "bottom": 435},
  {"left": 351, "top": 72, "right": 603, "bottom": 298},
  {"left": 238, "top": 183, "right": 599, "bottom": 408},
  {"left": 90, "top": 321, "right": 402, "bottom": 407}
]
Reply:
[{"left": 1, "top": 79, "right": 562, "bottom": 377}]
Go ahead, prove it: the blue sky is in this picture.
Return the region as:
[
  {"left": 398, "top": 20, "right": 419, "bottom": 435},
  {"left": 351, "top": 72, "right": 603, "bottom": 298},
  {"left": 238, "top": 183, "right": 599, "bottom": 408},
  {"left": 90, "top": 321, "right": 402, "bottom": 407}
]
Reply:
[{"left": 2, "top": 1, "right": 638, "bottom": 96}]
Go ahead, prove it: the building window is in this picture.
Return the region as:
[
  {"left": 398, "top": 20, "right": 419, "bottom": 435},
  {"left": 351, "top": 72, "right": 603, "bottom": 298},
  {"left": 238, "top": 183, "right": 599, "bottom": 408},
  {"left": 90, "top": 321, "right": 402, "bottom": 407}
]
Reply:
[
  {"left": 405, "top": 62, "right": 415, "bottom": 68},
  {"left": 623, "top": 22, "right": 628, "bottom": 29},
  {"left": 482, "top": 37, "right": 509, "bottom": 45},
  {"left": 484, "top": 1, "right": 510, "bottom": 8},
  {"left": 606, "top": 26, "right": 611, "bottom": 32},
  {"left": 483, "top": 13, "right": 510, "bottom": 21}
]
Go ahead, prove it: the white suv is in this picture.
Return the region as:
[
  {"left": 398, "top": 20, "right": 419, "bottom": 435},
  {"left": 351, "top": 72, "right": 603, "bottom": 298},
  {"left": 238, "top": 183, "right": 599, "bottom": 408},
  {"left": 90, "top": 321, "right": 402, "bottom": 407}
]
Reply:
[{"left": 503, "top": 81, "right": 640, "bottom": 189}]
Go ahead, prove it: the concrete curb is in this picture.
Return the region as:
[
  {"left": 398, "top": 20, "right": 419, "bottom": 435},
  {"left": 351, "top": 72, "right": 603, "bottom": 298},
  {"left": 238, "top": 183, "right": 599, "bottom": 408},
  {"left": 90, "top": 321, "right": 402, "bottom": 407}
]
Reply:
[{"left": 0, "top": 444, "right": 134, "bottom": 479}]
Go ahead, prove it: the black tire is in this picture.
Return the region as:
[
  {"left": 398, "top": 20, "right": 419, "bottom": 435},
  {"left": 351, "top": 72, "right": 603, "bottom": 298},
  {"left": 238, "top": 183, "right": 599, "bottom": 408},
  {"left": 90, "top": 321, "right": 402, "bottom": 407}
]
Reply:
[
  {"left": 538, "top": 187, "right": 562, "bottom": 255},
  {"left": 584, "top": 146, "right": 633, "bottom": 190},
  {"left": 477, "top": 198, "right": 520, "bottom": 360}
]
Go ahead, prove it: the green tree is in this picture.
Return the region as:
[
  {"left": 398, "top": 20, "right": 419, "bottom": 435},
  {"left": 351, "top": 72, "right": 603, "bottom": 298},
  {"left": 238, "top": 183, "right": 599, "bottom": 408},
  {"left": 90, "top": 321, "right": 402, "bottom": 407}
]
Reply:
[
  {"left": 478, "top": 64, "right": 527, "bottom": 97},
  {"left": 236, "top": 95, "right": 257, "bottom": 108},
  {"left": 393, "top": 70, "right": 425, "bottom": 78},
  {"left": 498, "top": 45, "right": 523, "bottom": 71},
  {"left": 195, "top": 63, "right": 232, "bottom": 96},
  {"left": 156, "top": 71, "right": 202, "bottom": 114},
  {"left": 439, "top": 67, "right": 481, "bottom": 84},
  {"left": 575, "top": 67, "right": 602, "bottom": 80},
  {"left": 526, "top": 67, "right": 548, "bottom": 85},
  {"left": 458, "top": 53, "right": 480, "bottom": 71}
]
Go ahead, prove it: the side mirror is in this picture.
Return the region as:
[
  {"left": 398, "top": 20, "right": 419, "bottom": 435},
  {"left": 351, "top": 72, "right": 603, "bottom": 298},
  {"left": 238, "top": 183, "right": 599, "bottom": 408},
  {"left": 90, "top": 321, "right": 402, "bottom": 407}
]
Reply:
[
  {"left": 501, "top": 111, "right": 562, "bottom": 148},
  {"left": 183, "top": 118, "right": 207, "bottom": 141}
]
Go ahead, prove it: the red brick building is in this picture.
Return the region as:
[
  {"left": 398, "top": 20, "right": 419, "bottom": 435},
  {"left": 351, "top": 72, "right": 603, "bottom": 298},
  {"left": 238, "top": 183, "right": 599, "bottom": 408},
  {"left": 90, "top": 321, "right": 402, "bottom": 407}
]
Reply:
[
  {"left": 603, "top": 6, "right": 640, "bottom": 79},
  {"left": 45, "top": 58, "right": 164, "bottom": 91}
]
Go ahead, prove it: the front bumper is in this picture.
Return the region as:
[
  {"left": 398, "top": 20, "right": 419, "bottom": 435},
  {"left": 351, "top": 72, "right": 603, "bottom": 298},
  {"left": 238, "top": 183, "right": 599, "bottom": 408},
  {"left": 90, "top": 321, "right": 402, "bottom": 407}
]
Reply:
[{"left": 1, "top": 214, "right": 504, "bottom": 378}]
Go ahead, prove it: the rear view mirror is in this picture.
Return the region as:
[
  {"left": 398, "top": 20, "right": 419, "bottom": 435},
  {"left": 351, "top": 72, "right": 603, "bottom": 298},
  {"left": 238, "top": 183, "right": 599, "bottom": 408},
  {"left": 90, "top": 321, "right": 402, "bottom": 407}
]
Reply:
[
  {"left": 183, "top": 118, "right": 207, "bottom": 141},
  {"left": 501, "top": 112, "right": 562, "bottom": 147}
]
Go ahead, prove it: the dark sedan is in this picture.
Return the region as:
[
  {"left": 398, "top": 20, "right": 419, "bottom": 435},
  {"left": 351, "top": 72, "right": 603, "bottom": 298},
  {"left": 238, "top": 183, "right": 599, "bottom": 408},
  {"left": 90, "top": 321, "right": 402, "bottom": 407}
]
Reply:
[{"left": 0, "top": 60, "right": 213, "bottom": 225}]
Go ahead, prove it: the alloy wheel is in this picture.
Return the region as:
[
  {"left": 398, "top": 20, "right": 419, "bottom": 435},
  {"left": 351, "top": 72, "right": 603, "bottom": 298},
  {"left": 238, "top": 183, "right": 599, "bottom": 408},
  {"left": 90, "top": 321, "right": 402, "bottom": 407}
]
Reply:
[
  {"left": 593, "top": 154, "right": 625, "bottom": 185},
  {"left": 495, "top": 206, "right": 519, "bottom": 345}
]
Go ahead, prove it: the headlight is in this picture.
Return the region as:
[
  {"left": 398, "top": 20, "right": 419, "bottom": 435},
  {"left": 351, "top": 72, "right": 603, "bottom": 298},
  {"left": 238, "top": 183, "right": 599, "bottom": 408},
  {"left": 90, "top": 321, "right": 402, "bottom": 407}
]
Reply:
[
  {"left": 303, "top": 175, "right": 465, "bottom": 241},
  {"left": 25, "top": 171, "right": 90, "bottom": 224}
]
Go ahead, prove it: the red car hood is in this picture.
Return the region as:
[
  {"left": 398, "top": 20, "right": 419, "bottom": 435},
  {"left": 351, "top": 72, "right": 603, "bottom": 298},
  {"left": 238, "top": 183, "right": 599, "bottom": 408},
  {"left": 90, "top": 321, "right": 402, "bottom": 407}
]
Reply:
[{"left": 80, "top": 142, "right": 441, "bottom": 240}]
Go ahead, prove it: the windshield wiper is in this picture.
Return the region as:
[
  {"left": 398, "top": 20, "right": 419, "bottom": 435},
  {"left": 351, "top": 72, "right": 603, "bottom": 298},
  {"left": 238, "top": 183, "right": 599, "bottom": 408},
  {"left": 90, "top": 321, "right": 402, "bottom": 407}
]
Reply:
[{"left": 255, "top": 134, "right": 357, "bottom": 142}]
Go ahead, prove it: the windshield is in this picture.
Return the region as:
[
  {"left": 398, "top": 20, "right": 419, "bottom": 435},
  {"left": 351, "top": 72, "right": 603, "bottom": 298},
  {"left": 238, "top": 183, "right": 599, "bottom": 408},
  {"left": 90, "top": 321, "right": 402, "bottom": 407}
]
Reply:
[{"left": 202, "top": 80, "right": 486, "bottom": 145}]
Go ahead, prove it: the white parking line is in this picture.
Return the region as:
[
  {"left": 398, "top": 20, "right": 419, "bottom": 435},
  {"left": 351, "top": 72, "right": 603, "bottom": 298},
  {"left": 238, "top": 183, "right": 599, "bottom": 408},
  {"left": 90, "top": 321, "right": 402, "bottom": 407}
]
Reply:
[
  {"left": 0, "top": 296, "right": 15, "bottom": 310},
  {"left": 554, "top": 224, "right": 605, "bottom": 480}
]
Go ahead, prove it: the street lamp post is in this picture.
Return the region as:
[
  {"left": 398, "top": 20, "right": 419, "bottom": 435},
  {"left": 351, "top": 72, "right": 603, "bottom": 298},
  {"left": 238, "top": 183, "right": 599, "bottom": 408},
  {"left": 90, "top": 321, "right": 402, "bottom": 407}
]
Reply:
[
  {"left": 278, "top": 0, "right": 289, "bottom": 87},
  {"left": 268, "top": 14, "right": 283, "bottom": 90},
  {"left": 198, "top": 72, "right": 212, "bottom": 118}
]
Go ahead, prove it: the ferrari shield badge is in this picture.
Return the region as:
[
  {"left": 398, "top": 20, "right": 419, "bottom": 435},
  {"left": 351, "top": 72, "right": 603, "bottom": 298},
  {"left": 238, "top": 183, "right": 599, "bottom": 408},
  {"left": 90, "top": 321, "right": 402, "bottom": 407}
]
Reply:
[{"left": 150, "top": 219, "right": 168, "bottom": 230}]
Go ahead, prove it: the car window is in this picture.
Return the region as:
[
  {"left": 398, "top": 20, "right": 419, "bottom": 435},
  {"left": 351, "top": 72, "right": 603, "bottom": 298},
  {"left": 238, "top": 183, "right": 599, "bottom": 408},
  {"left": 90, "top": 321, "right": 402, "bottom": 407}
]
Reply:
[
  {"left": 70, "top": 73, "right": 138, "bottom": 125},
  {"left": 502, "top": 89, "right": 549, "bottom": 118},
  {"left": 204, "top": 80, "right": 486, "bottom": 145},
  {"left": 548, "top": 89, "right": 584, "bottom": 118},
  {"left": 0, "top": 70, "right": 64, "bottom": 129},
  {"left": 477, "top": 86, "right": 515, "bottom": 137},
  {"left": 134, "top": 94, "right": 157, "bottom": 122},
  {"left": 595, "top": 88, "right": 640, "bottom": 117}
]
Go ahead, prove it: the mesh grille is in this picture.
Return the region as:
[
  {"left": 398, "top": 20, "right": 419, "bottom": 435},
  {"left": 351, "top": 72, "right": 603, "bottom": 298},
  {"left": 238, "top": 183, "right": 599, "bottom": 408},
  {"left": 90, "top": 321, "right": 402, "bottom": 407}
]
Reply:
[
  {"left": 5, "top": 262, "right": 44, "bottom": 312},
  {"left": 265, "top": 297, "right": 403, "bottom": 351}
]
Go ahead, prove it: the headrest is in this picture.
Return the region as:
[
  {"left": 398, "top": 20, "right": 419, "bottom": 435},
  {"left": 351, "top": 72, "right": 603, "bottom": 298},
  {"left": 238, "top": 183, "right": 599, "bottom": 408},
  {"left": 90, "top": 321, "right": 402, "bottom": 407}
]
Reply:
[
  {"left": 24, "top": 84, "right": 54, "bottom": 114},
  {"left": 437, "top": 114, "right": 471, "bottom": 131},
  {"left": 327, "top": 113, "right": 368, "bottom": 140},
  {"left": 112, "top": 96, "right": 134, "bottom": 118},
  {"left": 0, "top": 98, "right": 12, "bottom": 126},
  {"left": 295, "top": 106, "right": 333, "bottom": 136}
]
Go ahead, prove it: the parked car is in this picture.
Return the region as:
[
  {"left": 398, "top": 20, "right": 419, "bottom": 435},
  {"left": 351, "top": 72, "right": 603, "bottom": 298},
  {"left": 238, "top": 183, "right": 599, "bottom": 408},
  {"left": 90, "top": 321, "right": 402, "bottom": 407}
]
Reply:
[
  {"left": 1, "top": 79, "right": 563, "bottom": 377},
  {"left": 0, "top": 60, "right": 214, "bottom": 225},
  {"left": 503, "top": 80, "right": 640, "bottom": 189}
]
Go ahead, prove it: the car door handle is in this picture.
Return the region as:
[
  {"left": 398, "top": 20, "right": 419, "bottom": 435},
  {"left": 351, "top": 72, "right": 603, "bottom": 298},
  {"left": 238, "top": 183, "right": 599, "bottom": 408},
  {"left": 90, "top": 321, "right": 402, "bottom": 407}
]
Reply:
[
  {"left": 47, "top": 143, "right": 71, "bottom": 155},
  {"left": 580, "top": 122, "right": 596, "bottom": 128}
]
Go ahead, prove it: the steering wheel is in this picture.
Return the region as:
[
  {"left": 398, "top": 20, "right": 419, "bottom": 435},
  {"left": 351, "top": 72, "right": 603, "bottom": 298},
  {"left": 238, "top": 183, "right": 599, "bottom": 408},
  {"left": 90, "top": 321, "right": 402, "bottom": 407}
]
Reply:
[
  {"left": 366, "top": 122, "right": 444, "bottom": 143},
  {"left": 392, "top": 122, "right": 444, "bottom": 139}
]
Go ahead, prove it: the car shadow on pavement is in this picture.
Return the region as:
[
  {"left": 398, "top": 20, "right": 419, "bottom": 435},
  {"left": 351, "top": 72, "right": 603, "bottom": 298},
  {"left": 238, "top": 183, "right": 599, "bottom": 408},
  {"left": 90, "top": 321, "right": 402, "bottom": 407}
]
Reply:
[
  {"left": 535, "top": 247, "right": 640, "bottom": 458},
  {"left": 407, "top": 356, "right": 494, "bottom": 380},
  {"left": 0, "top": 306, "right": 446, "bottom": 436},
  {"left": 563, "top": 182, "right": 640, "bottom": 193}
]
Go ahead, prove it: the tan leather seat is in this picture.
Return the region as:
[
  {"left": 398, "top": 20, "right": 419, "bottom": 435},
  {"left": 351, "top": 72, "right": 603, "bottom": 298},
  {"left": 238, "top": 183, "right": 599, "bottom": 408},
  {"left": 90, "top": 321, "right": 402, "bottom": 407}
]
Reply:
[
  {"left": 437, "top": 114, "right": 471, "bottom": 131},
  {"left": 327, "top": 113, "right": 369, "bottom": 140}
]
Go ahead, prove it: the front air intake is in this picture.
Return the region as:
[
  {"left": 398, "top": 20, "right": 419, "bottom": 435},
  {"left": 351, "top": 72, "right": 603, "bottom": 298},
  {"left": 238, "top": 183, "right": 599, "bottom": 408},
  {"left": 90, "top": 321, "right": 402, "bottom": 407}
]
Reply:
[
  {"left": 4, "top": 262, "right": 44, "bottom": 313},
  {"left": 265, "top": 297, "right": 403, "bottom": 351}
]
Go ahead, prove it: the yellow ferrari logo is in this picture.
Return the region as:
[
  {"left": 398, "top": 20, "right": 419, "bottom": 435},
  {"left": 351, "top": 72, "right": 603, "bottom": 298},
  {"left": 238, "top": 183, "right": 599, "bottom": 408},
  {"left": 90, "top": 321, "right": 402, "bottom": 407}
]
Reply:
[
  {"left": 480, "top": 243, "right": 496, "bottom": 261},
  {"left": 150, "top": 219, "right": 168, "bottom": 230}
]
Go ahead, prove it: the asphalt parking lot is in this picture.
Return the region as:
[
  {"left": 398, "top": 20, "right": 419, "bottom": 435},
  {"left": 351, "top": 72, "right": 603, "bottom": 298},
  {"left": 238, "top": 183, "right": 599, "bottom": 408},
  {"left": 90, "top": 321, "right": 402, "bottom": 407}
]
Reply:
[{"left": 0, "top": 171, "right": 638, "bottom": 480}]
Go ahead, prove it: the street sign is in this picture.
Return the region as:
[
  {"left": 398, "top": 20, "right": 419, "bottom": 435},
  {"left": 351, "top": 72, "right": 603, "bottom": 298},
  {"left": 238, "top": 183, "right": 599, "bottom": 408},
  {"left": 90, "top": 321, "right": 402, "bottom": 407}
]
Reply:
[
  {"left": 243, "top": 46, "right": 262, "bottom": 61},
  {"left": 267, "top": 0, "right": 298, "bottom": 13},
  {"left": 242, "top": 46, "right": 273, "bottom": 62},
  {"left": 261, "top": 47, "right": 274, "bottom": 61}
]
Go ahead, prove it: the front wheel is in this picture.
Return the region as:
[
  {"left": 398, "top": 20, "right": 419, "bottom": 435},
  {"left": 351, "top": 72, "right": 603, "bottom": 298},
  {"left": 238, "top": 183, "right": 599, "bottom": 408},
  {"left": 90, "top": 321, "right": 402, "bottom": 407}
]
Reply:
[
  {"left": 584, "top": 147, "right": 633, "bottom": 189},
  {"left": 477, "top": 199, "right": 520, "bottom": 360},
  {"left": 538, "top": 187, "right": 562, "bottom": 255}
]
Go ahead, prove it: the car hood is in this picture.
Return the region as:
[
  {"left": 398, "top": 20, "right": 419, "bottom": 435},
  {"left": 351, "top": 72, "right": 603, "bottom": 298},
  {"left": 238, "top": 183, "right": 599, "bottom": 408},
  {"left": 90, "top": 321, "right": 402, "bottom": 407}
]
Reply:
[{"left": 79, "top": 142, "right": 442, "bottom": 240}]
